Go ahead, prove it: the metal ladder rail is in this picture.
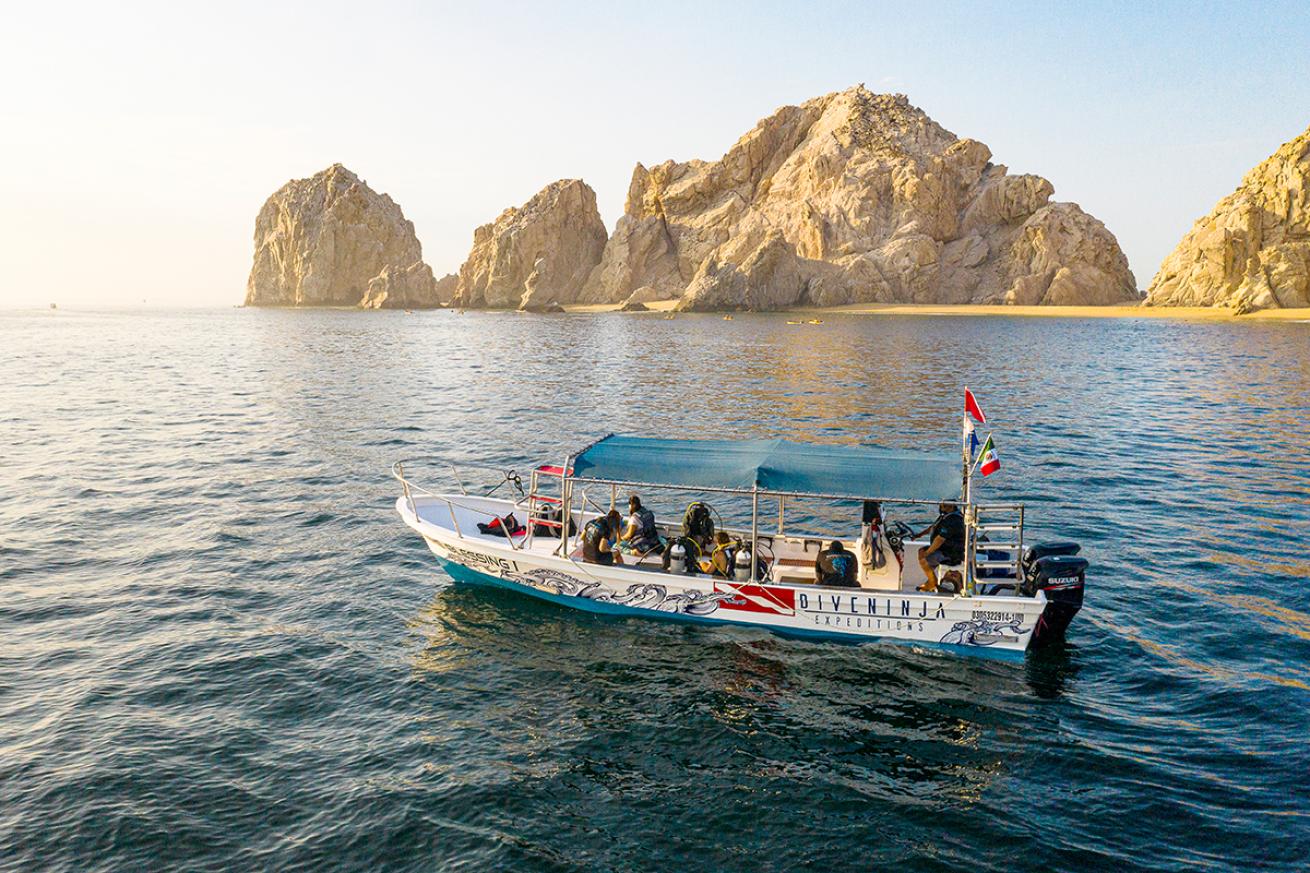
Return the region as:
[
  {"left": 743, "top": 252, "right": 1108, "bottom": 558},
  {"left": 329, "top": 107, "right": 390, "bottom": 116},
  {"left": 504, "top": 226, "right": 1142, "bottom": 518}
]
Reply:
[
  {"left": 523, "top": 468, "right": 571, "bottom": 549},
  {"left": 971, "top": 505, "right": 1025, "bottom": 583}
]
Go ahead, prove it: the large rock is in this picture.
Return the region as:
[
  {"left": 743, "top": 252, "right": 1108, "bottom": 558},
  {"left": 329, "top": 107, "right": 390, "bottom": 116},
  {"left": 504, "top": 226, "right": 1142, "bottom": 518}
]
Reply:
[
  {"left": 246, "top": 164, "right": 444, "bottom": 307},
  {"left": 1146, "top": 125, "right": 1310, "bottom": 312},
  {"left": 579, "top": 86, "right": 1137, "bottom": 310},
  {"left": 680, "top": 231, "right": 806, "bottom": 310},
  {"left": 361, "top": 263, "right": 438, "bottom": 309},
  {"left": 433, "top": 272, "right": 458, "bottom": 305},
  {"left": 452, "top": 179, "right": 607, "bottom": 309}
]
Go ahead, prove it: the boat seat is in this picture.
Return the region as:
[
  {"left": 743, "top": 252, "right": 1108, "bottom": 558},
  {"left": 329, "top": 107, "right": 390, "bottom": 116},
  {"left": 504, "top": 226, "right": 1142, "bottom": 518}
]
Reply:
[{"left": 775, "top": 557, "right": 814, "bottom": 567}]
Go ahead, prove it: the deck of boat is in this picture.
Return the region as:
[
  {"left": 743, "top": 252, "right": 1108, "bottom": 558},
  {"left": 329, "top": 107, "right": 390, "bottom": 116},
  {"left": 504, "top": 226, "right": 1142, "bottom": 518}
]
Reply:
[{"left": 405, "top": 492, "right": 960, "bottom": 594}]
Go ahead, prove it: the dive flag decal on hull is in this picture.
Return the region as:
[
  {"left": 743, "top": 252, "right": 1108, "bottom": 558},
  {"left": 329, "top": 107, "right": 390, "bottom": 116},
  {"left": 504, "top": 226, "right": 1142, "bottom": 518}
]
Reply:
[{"left": 713, "top": 582, "right": 797, "bottom": 616}]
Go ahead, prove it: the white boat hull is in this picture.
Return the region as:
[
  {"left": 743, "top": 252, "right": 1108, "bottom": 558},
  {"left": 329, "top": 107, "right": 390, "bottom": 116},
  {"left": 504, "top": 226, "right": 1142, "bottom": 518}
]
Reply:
[{"left": 397, "top": 495, "right": 1049, "bottom": 655}]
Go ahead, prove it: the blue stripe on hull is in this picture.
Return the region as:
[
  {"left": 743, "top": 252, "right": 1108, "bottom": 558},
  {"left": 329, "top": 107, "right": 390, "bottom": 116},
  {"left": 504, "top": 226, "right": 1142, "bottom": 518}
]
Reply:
[{"left": 430, "top": 555, "right": 1024, "bottom": 659}]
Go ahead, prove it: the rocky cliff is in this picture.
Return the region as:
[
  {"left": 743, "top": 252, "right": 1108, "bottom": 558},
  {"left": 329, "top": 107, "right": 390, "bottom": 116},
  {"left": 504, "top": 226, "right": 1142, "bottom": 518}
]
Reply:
[
  {"left": 1146, "top": 125, "right": 1310, "bottom": 312},
  {"left": 361, "top": 266, "right": 458, "bottom": 309},
  {"left": 452, "top": 179, "right": 607, "bottom": 309},
  {"left": 580, "top": 86, "right": 1138, "bottom": 310},
  {"left": 246, "top": 164, "right": 443, "bottom": 308}
]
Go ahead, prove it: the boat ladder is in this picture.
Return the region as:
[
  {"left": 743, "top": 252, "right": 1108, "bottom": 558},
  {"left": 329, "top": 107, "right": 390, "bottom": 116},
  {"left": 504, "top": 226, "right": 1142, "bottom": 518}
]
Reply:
[
  {"left": 970, "top": 503, "right": 1025, "bottom": 584},
  {"left": 524, "top": 466, "right": 571, "bottom": 549}
]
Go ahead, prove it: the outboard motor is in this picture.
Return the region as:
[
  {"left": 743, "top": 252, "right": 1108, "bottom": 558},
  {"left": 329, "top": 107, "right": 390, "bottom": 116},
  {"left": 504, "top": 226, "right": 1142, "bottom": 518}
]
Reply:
[
  {"left": 733, "top": 545, "right": 754, "bottom": 582},
  {"left": 667, "top": 540, "right": 688, "bottom": 575},
  {"left": 1022, "top": 542, "right": 1088, "bottom": 646}
]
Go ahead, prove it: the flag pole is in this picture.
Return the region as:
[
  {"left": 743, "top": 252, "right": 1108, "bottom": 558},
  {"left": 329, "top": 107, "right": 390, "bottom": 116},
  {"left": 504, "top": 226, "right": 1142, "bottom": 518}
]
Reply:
[
  {"left": 961, "top": 386, "right": 971, "bottom": 505},
  {"left": 962, "top": 390, "right": 974, "bottom": 598}
]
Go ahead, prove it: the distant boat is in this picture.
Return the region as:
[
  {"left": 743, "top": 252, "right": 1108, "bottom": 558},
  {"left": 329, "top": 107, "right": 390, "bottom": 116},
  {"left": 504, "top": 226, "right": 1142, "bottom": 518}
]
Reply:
[
  {"left": 49, "top": 303, "right": 57, "bottom": 310},
  {"left": 723, "top": 315, "right": 733, "bottom": 320},
  {"left": 807, "top": 319, "right": 824, "bottom": 325}
]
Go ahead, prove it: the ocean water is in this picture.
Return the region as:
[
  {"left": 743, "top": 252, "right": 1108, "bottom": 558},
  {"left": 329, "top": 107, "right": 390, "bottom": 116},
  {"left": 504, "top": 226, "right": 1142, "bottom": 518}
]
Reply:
[{"left": 2, "top": 307, "right": 1308, "bottom": 872}]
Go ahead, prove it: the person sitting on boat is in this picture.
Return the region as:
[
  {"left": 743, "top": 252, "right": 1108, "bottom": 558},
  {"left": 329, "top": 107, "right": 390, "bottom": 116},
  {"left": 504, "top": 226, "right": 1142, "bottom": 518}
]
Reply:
[
  {"left": 582, "top": 510, "right": 624, "bottom": 566},
  {"left": 914, "top": 502, "right": 965, "bottom": 592},
  {"left": 618, "top": 495, "right": 662, "bottom": 555},
  {"left": 814, "top": 540, "right": 858, "bottom": 587},
  {"left": 709, "top": 531, "right": 735, "bottom": 577}
]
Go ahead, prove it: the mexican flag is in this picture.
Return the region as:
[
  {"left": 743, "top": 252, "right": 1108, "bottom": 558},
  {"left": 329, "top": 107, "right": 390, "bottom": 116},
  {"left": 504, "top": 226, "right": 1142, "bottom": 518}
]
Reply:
[{"left": 978, "top": 434, "right": 1000, "bottom": 477}]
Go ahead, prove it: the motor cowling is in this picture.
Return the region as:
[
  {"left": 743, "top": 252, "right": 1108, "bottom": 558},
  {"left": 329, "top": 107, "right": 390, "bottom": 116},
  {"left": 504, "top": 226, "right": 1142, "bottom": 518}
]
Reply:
[
  {"left": 1023, "top": 541, "right": 1081, "bottom": 566},
  {"left": 1026, "top": 549, "right": 1088, "bottom": 646}
]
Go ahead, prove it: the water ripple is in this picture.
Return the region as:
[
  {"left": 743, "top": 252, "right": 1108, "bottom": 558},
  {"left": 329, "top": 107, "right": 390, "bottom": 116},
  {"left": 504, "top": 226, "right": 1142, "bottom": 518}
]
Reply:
[{"left": 1, "top": 307, "right": 1308, "bottom": 872}]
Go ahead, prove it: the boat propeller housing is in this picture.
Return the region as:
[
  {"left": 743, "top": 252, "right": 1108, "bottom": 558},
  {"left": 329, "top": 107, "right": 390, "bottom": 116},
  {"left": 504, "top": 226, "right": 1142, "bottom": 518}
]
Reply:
[{"left": 1022, "top": 542, "right": 1088, "bottom": 646}]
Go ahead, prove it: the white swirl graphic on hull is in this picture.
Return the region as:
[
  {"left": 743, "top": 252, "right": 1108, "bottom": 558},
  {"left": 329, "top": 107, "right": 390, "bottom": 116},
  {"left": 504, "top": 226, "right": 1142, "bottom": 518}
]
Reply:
[
  {"left": 939, "top": 617, "right": 1030, "bottom": 646},
  {"left": 504, "top": 568, "right": 731, "bottom": 616}
]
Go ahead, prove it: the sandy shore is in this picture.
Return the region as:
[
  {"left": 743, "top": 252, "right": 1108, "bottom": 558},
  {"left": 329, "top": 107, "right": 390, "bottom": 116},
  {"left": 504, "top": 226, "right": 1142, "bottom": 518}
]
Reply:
[{"left": 561, "top": 301, "right": 1310, "bottom": 321}]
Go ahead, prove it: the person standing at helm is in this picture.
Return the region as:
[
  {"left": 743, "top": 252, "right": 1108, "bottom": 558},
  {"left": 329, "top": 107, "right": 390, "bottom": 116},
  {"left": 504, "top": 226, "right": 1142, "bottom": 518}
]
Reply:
[{"left": 914, "top": 502, "right": 965, "bottom": 592}]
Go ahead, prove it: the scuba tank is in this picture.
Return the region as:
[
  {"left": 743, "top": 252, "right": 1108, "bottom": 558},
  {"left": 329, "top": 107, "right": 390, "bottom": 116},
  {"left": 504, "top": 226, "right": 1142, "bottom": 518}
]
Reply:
[
  {"left": 733, "top": 544, "right": 753, "bottom": 582},
  {"left": 668, "top": 540, "right": 688, "bottom": 575}
]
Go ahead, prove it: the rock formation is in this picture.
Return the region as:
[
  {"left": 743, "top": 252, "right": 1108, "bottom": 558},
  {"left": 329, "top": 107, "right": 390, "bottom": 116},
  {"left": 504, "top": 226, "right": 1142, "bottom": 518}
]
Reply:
[
  {"left": 1146, "top": 125, "right": 1310, "bottom": 312},
  {"left": 246, "top": 164, "right": 444, "bottom": 308},
  {"left": 361, "top": 263, "right": 440, "bottom": 309},
  {"left": 433, "top": 272, "right": 459, "bottom": 305},
  {"left": 451, "top": 179, "right": 607, "bottom": 309},
  {"left": 578, "top": 86, "right": 1138, "bottom": 310}
]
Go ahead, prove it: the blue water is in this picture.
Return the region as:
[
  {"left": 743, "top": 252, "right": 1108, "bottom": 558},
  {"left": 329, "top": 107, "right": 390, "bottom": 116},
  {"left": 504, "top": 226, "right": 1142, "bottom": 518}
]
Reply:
[{"left": 2, "top": 307, "right": 1308, "bottom": 871}]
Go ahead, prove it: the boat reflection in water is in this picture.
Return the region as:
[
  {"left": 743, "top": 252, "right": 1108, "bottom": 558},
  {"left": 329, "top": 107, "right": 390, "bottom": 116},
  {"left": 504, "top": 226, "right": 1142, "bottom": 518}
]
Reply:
[{"left": 406, "top": 577, "right": 1081, "bottom": 810}]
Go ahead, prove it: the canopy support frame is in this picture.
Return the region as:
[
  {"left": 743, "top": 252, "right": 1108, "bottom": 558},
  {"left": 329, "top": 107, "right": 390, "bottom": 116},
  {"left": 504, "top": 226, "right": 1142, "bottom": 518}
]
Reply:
[{"left": 750, "top": 486, "right": 759, "bottom": 584}]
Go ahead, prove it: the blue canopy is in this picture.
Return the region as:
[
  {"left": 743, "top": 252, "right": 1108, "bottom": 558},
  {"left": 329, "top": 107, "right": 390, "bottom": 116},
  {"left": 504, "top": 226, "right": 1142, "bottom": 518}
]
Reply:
[{"left": 570, "top": 436, "right": 961, "bottom": 501}]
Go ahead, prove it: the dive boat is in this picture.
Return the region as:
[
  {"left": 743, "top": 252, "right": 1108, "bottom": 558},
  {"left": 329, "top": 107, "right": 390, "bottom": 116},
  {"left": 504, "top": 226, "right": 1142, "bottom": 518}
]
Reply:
[{"left": 392, "top": 435, "right": 1088, "bottom": 655}]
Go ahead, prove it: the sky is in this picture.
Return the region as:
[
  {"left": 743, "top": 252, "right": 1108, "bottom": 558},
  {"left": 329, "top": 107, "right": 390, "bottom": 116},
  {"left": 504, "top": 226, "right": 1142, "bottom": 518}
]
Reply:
[{"left": 2, "top": 0, "right": 1308, "bottom": 307}]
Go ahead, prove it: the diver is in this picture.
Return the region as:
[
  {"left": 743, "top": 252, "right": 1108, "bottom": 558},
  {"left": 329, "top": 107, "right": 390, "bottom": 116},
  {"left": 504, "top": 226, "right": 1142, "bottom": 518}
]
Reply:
[
  {"left": 581, "top": 509, "right": 624, "bottom": 566},
  {"left": 619, "top": 495, "right": 662, "bottom": 556},
  {"left": 709, "top": 531, "right": 735, "bottom": 578},
  {"left": 814, "top": 540, "right": 858, "bottom": 587}
]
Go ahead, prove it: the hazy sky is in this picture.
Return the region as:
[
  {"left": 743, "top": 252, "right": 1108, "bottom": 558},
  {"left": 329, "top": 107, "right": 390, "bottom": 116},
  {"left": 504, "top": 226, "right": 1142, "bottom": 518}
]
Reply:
[{"left": 3, "top": 0, "right": 1308, "bottom": 306}]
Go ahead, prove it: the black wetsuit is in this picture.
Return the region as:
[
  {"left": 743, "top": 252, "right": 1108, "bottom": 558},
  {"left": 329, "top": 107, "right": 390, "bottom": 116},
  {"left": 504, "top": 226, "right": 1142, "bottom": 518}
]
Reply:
[
  {"left": 582, "top": 518, "right": 614, "bottom": 565},
  {"left": 815, "top": 545, "right": 858, "bottom": 587},
  {"left": 928, "top": 511, "right": 966, "bottom": 564}
]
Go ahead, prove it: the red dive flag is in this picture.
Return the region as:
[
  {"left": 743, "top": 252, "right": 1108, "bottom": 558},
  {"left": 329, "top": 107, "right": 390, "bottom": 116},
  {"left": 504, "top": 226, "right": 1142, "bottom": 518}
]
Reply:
[
  {"left": 964, "top": 388, "right": 987, "bottom": 424},
  {"left": 978, "top": 434, "right": 1001, "bottom": 477}
]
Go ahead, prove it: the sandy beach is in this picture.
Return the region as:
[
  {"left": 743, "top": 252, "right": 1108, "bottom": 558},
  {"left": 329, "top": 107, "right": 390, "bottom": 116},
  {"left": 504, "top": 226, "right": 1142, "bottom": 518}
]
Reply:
[{"left": 561, "top": 301, "right": 1310, "bottom": 321}]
